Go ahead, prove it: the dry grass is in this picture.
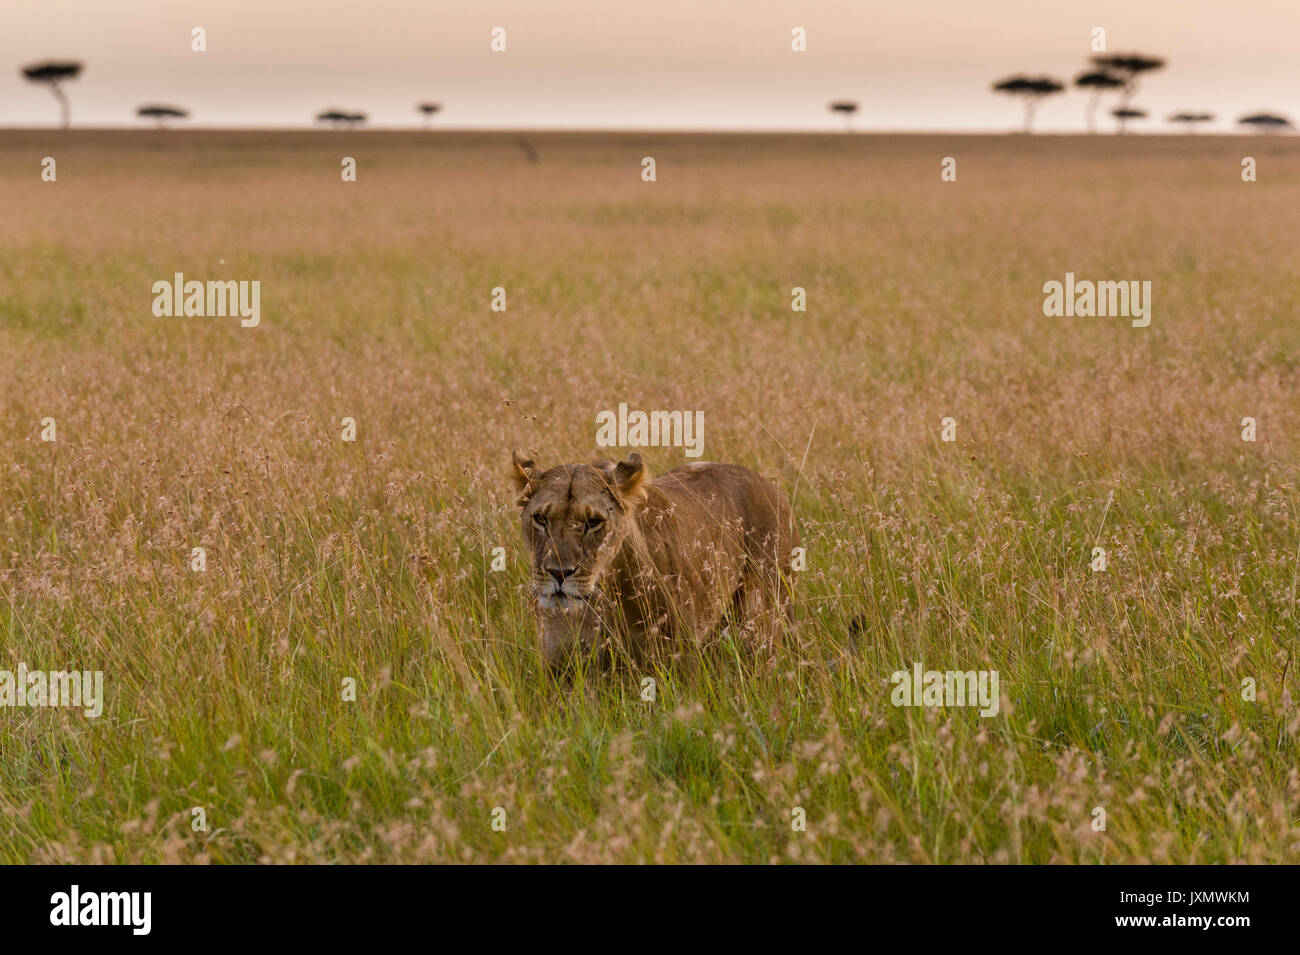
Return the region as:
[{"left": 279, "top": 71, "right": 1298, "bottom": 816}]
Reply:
[{"left": 1, "top": 129, "right": 1299, "bottom": 863}]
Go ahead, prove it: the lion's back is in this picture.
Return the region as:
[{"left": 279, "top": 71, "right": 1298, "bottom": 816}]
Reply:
[{"left": 650, "top": 461, "right": 798, "bottom": 567}]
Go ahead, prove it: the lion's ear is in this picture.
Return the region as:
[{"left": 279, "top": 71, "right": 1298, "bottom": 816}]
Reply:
[
  {"left": 511, "top": 448, "right": 540, "bottom": 501},
  {"left": 612, "top": 452, "right": 650, "bottom": 507}
]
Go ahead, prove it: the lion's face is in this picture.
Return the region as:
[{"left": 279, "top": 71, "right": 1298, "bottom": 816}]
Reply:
[
  {"left": 521, "top": 464, "right": 622, "bottom": 608},
  {"left": 511, "top": 450, "right": 649, "bottom": 665}
]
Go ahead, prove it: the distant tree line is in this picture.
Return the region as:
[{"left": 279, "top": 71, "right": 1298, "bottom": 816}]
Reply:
[
  {"left": 986, "top": 50, "right": 1291, "bottom": 134},
  {"left": 16, "top": 60, "right": 451, "bottom": 132},
  {"left": 14, "top": 52, "right": 1294, "bottom": 136}
]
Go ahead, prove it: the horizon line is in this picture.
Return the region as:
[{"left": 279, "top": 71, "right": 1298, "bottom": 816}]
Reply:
[{"left": 0, "top": 124, "right": 1291, "bottom": 137}]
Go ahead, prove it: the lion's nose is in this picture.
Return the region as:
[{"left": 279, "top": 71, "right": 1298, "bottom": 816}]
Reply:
[{"left": 548, "top": 567, "right": 575, "bottom": 587}]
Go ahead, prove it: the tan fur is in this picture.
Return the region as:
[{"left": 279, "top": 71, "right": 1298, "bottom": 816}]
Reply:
[{"left": 512, "top": 449, "right": 799, "bottom": 669}]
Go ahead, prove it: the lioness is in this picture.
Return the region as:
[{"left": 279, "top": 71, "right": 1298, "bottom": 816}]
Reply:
[{"left": 511, "top": 449, "right": 799, "bottom": 670}]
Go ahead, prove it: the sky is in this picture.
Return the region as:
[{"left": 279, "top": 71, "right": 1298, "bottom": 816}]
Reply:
[{"left": 2, "top": 0, "right": 1297, "bottom": 132}]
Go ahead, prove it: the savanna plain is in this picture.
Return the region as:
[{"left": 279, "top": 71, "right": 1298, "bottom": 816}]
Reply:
[{"left": 1, "top": 130, "right": 1298, "bottom": 863}]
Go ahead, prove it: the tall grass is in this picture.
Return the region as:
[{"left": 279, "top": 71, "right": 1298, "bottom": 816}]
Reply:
[{"left": 1, "top": 131, "right": 1298, "bottom": 862}]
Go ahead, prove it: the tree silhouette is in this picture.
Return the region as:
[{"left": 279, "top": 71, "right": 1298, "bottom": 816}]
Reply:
[
  {"left": 1074, "top": 71, "right": 1124, "bottom": 134},
  {"left": 1111, "top": 107, "right": 1148, "bottom": 135},
  {"left": 316, "top": 109, "right": 366, "bottom": 129},
  {"left": 21, "top": 60, "right": 83, "bottom": 130},
  {"left": 417, "top": 102, "right": 441, "bottom": 129},
  {"left": 137, "top": 105, "right": 189, "bottom": 129},
  {"left": 991, "top": 76, "right": 1065, "bottom": 134},
  {"left": 1238, "top": 113, "right": 1293, "bottom": 133},
  {"left": 828, "top": 100, "right": 859, "bottom": 132},
  {"left": 1091, "top": 53, "right": 1165, "bottom": 123},
  {"left": 1167, "top": 112, "right": 1214, "bottom": 133}
]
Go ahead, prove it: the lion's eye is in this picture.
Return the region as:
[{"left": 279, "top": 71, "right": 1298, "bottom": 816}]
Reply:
[
  {"left": 584, "top": 517, "right": 605, "bottom": 533},
  {"left": 532, "top": 514, "right": 547, "bottom": 529}
]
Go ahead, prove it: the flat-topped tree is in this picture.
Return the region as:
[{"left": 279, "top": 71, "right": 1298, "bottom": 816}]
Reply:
[
  {"left": 316, "top": 109, "right": 366, "bottom": 129},
  {"left": 1168, "top": 112, "right": 1214, "bottom": 133},
  {"left": 1111, "top": 107, "right": 1148, "bottom": 135},
  {"left": 992, "top": 75, "right": 1064, "bottom": 133},
  {"left": 137, "top": 104, "right": 189, "bottom": 129},
  {"left": 316, "top": 109, "right": 349, "bottom": 128},
  {"left": 1091, "top": 53, "right": 1165, "bottom": 125},
  {"left": 1074, "top": 71, "right": 1124, "bottom": 133},
  {"left": 1238, "top": 113, "right": 1293, "bottom": 133},
  {"left": 21, "top": 60, "right": 83, "bottom": 129},
  {"left": 828, "top": 100, "right": 859, "bottom": 132},
  {"left": 417, "top": 102, "right": 441, "bottom": 129}
]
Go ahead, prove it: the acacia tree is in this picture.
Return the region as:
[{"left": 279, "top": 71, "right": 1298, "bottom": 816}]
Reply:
[
  {"left": 1091, "top": 53, "right": 1164, "bottom": 129},
  {"left": 417, "top": 102, "right": 441, "bottom": 129},
  {"left": 1111, "top": 107, "right": 1148, "bottom": 135},
  {"left": 316, "top": 109, "right": 366, "bottom": 129},
  {"left": 828, "top": 100, "right": 859, "bottom": 132},
  {"left": 137, "top": 105, "right": 189, "bottom": 129},
  {"left": 1074, "top": 71, "right": 1124, "bottom": 133},
  {"left": 991, "top": 75, "right": 1065, "bottom": 133},
  {"left": 21, "top": 60, "right": 83, "bottom": 129},
  {"left": 1167, "top": 112, "right": 1214, "bottom": 133},
  {"left": 1238, "top": 113, "right": 1293, "bottom": 133}
]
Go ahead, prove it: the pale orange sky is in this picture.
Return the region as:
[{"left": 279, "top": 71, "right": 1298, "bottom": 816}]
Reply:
[{"left": 2, "top": 0, "right": 1296, "bottom": 131}]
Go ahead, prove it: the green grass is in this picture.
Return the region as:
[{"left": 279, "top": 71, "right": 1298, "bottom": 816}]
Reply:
[{"left": 0, "top": 130, "right": 1298, "bottom": 862}]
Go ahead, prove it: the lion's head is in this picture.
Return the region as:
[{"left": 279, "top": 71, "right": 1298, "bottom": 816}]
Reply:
[{"left": 511, "top": 449, "right": 650, "bottom": 665}]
